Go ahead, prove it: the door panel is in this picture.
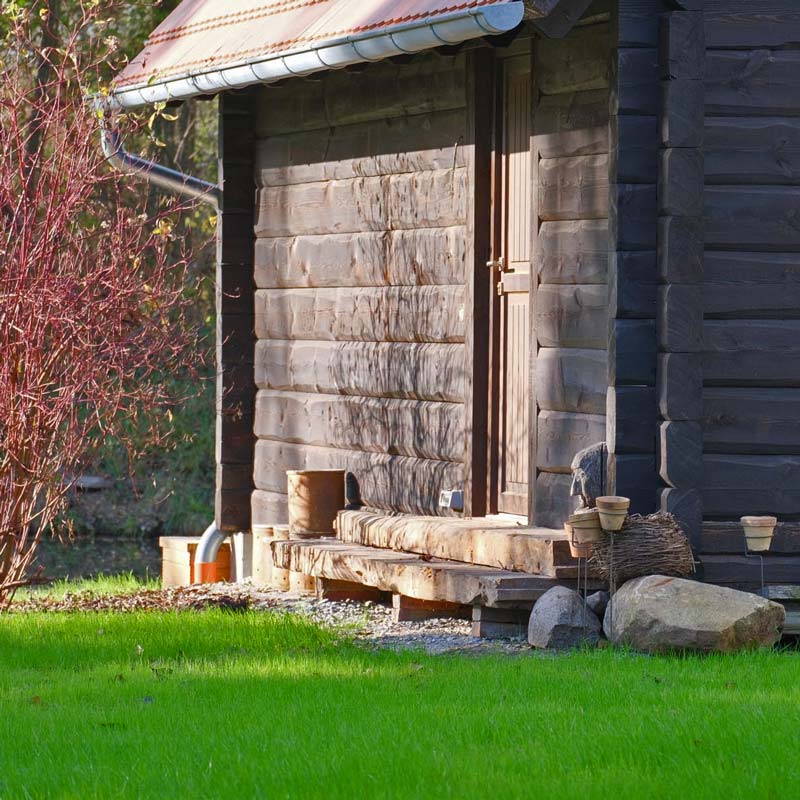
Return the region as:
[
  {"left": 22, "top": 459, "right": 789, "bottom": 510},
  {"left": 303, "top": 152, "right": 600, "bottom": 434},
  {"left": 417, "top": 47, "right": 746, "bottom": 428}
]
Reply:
[{"left": 496, "top": 52, "right": 532, "bottom": 516}]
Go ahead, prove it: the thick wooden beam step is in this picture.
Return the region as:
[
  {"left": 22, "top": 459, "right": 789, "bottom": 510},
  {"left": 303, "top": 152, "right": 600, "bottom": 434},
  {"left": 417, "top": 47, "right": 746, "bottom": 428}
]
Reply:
[
  {"left": 700, "top": 555, "right": 800, "bottom": 590},
  {"left": 271, "top": 539, "right": 597, "bottom": 609},
  {"left": 335, "top": 510, "right": 575, "bottom": 577}
]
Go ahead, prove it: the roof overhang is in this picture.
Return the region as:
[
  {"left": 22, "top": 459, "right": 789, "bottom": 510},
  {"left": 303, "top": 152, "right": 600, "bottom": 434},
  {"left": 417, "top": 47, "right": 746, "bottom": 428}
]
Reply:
[{"left": 110, "top": 0, "right": 579, "bottom": 109}]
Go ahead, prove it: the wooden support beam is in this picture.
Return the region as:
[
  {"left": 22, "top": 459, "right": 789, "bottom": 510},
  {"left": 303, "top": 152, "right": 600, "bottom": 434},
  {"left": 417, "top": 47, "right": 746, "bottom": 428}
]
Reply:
[
  {"left": 316, "top": 578, "right": 387, "bottom": 603},
  {"left": 392, "top": 594, "right": 470, "bottom": 622},
  {"left": 471, "top": 605, "right": 531, "bottom": 639}
]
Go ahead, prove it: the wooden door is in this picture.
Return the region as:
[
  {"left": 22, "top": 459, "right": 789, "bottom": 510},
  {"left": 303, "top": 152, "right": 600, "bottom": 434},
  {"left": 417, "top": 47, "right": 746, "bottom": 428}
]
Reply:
[{"left": 494, "top": 52, "right": 532, "bottom": 517}]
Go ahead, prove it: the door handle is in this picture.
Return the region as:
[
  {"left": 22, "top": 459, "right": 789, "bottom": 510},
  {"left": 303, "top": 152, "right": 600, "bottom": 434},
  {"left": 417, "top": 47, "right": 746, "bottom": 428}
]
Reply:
[{"left": 486, "top": 256, "right": 505, "bottom": 272}]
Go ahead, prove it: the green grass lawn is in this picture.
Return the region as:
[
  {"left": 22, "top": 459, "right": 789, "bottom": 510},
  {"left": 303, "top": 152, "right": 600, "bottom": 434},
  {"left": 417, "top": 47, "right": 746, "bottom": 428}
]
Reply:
[{"left": 1, "top": 606, "right": 799, "bottom": 799}]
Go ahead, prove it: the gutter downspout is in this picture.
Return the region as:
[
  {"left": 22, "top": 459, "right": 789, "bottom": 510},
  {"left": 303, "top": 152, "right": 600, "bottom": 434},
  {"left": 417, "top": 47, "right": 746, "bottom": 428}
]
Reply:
[
  {"left": 100, "top": 126, "right": 220, "bottom": 208},
  {"left": 100, "top": 120, "right": 225, "bottom": 581}
]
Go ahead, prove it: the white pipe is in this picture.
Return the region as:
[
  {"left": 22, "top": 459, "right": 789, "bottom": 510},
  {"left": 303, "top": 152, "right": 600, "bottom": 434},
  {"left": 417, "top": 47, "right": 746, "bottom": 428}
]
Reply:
[
  {"left": 110, "top": 2, "right": 526, "bottom": 109},
  {"left": 100, "top": 126, "right": 220, "bottom": 208},
  {"left": 194, "top": 523, "right": 229, "bottom": 584}
]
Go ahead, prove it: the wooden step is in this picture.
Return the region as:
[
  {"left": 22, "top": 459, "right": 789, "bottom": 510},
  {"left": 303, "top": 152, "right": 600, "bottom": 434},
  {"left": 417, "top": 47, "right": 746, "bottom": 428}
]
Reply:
[
  {"left": 335, "top": 510, "right": 575, "bottom": 577},
  {"left": 272, "top": 538, "right": 599, "bottom": 609}
]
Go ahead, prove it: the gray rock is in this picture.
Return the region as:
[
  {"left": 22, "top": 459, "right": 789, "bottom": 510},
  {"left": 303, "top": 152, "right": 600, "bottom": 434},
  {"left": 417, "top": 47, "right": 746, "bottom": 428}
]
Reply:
[
  {"left": 570, "top": 442, "right": 607, "bottom": 509},
  {"left": 586, "top": 590, "right": 609, "bottom": 621},
  {"left": 528, "top": 586, "right": 601, "bottom": 650},
  {"left": 604, "top": 575, "right": 785, "bottom": 653}
]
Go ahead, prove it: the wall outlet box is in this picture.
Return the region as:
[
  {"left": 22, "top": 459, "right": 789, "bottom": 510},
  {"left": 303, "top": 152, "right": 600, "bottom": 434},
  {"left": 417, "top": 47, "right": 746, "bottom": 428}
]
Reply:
[{"left": 438, "top": 490, "right": 464, "bottom": 512}]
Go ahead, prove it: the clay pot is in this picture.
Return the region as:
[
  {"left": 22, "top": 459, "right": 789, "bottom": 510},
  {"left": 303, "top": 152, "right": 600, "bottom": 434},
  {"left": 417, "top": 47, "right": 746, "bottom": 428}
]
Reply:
[
  {"left": 597, "top": 496, "right": 630, "bottom": 532},
  {"left": 741, "top": 516, "right": 777, "bottom": 553},
  {"left": 568, "top": 509, "right": 603, "bottom": 545},
  {"left": 565, "top": 522, "right": 591, "bottom": 559}
]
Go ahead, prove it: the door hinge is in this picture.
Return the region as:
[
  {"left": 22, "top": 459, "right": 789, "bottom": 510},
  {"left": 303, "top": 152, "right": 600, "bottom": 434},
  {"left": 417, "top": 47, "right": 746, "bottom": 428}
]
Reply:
[{"left": 497, "top": 281, "right": 505, "bottom": 297}]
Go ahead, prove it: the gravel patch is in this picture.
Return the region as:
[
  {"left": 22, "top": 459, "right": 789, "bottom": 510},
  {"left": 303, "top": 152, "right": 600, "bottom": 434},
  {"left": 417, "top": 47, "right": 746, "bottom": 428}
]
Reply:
[{"left": 15, "top": 581, "right": 532, "bottom": 655}]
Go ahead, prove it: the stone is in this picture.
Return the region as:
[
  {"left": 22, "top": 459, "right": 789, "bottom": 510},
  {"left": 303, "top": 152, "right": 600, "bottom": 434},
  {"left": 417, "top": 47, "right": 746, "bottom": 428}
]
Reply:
[
  {"left": 605, "top": 575, "right": 785, "bottom": 653},
  {"left": 528, "top": 586, "right": 601, "bottom": 650},
  {"left": 570, "top": 442, "right": 607, "bottom": 509},
  {"left": 586, "top": 591, "right": 609, "bottom": 621}
]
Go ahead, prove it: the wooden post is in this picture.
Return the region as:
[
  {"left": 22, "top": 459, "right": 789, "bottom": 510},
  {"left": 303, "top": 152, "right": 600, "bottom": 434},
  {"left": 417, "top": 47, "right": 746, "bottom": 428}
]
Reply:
[
  {"left": 657, "top": 7, "right": 705, "bottom": 547},
  {"left": 463, "top": 48, "right": 495, "bottom": 518},
  {"left": 216, "top": 89, "right": 257, "bottom": 533},
  {"left": 606, "top": 0, "right": 670, "bottom": 515}
]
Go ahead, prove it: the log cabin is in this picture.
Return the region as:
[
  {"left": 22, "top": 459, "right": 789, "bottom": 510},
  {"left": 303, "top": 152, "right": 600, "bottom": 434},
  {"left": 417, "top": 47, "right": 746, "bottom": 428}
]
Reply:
[{"left": 111, "top": 0, "right": 800, "bottom": 626}]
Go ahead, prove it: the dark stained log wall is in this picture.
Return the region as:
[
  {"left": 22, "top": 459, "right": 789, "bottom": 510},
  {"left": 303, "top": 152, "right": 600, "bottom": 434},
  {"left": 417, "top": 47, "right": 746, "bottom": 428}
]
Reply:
[
  {"left": 251, "top": 53, "right": 469, "bottom": 523},
  {"left": 533, "top": 14, "right": 613, "bottom": 527},
  {"left": 216, "top": 90, "right": 257, "bottom": 532},
  {"left": 701, "top": 1, "right": 800, "bottom": 524}
]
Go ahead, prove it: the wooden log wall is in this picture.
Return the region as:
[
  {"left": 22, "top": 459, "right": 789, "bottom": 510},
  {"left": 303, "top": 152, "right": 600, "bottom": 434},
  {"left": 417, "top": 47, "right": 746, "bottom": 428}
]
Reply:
[
  {"left": 605, "top": 0, "right": 671, "bottom": 517},
  {"left": 533, "top": 12, "right": 613, "bottom": 528},
  {"left": 657, "top": 4, "right": 705, "bottom": 547},
  {"left": 250, "top": 53, "right": 469, "bottom": 523},
  {"left": 217, "top": 90, "right": 257, "bottom": 532},
  {"left": 701, "top": 1, "right": 800, "bottom": 525}
]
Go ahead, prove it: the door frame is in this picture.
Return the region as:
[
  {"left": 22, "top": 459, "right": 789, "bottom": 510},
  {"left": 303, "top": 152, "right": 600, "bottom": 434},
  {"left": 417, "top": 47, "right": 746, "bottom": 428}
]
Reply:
[{"left": 464, "top": 37, "right": 537, "bottom": 522}]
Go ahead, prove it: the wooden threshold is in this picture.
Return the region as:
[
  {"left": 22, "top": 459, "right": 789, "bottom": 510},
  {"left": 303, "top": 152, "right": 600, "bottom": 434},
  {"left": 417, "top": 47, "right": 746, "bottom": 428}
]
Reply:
[
  {"left": 272, "top": 538, "right": 598, "bottom": 609},
  {"left": 335, "top": 510, "right": 574, "bottom": 577}
]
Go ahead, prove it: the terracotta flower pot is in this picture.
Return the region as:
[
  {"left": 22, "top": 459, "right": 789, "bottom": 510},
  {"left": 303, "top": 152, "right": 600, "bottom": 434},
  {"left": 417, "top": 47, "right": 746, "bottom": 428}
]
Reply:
[
  {"left": 568, "top": 509, "right": 602, "bottom": 545},
  {"left": 741, "top": 516, "right": 777, "bottom": 553},
  {"left": 565, "top": 522, "right": 591, "bottom": 559},
  {"left": 597, "top": 496, "right": 630, "bottom": 532}
]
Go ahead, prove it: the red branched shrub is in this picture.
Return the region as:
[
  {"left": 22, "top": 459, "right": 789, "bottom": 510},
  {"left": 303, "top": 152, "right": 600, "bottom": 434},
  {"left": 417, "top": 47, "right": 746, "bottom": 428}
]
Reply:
[{"left": 0, "top": 1, "right": 199, "bottom": 606}]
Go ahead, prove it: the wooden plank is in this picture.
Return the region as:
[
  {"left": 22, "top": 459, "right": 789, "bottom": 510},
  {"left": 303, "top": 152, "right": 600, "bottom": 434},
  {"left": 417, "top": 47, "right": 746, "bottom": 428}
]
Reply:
[
  {"left": 537, "top": 410, "right": 606, "bottom": 473},
  {"left": 256, "top": 108, "right": 467, "bottom": 186},
  {"left": 705, "top": 117, "right": 800, "bottom": 186},
  {"left": 538, "top": 154, "right": 609, "bottom": 221},
  {"left": 706, "top": 186, "right": 800, "bottom": 251},
  {"left": 610, "top": 184, "right": 658, "bottom": 249},
  {"left": 254, "top": 390, "right": 464, "bottom": 462},
  {"left": 537, "top": 219, "right": 608, "bottom": 285},
  {"left": 608, "top": 453, "right": 658, "bottom": 515},
  {"left": 702, "top": 521, "right": 800, "bottom": 556},
  {"left": 658, "top": 284, "right": 703, "bottom": 353},
  {"left": 272, "top": 538, "right": 582, "bottom": 607},
  {"left": 255, "top": 168, "right": 467, "bottom": 237},
  {"left": 608, "top": 386, "right": 657, "bottom": 454},
  {"left": 470, "top": 605, "right": 530, "bottom": 639},
  {"left": 536, "top": 347, "right": 607, "bottom": 414},
  {"left": 254, "top": 440, "right": 464, "bottom": 515},
  {"left": 335, "top": 509, "right": 574, "bottom": 576},
  {"left": 704, "top": 454, "right": 800, "bottom": 517},
  {"left": 254, "top": 285, "right": 465, "bottom": 343},
  {"left": 534, "top": 89, "right": 609, "bottom": 159},
  {"left": 661, "top": 79, "right": 704, "bottom": 149},
  {"left": 704, "top": 11, "right": 800, "bottom": 50},
  {"left": 701, "top": 554, "right": 800, "bottom": 587},
  {"left": 659, "top": 148, "right": 704, "bottom": 218},
  {"left": 610, "top": 319, "right": 657, "bottom": 385},
  {"left": 536, "top": 284, "right": 607, "bottom": 349},
  {"left": 659, "top": 216, "right": 704, "bottom": 285},
  {"left": 611, "top": 250, "right": 657, "bottom": 318},
  {"left": 703, "top": 387, "right": 800, "bottom": 455},
  {"left": 535, "top": 471, "right": 575, "bottom": 529},
  {"left": 706, "top": 50, "right": 800, "bottom": 117},
  {"left": 704, "top": 320, "right": 800, "bottom": 387},
  {"left": 251, "top": 489, "right": 288, "bottom": 526},
  {"left": 661, "top": 10, "right": 705, "bottom": 80},
  {"left": 611, "top": 48, "right": 659, "bottom": 116},
  {"left": 254, "top": 53, "right": 466, "bottom": 136},
  {"left": 658, "top": 353, "right": 702, "bottom": 422},
  {"left": 536, "top": 23, "right": 612, "bottom": 95},
  {"left": 479, "top": 572, "right": 602, "bottom": 607},
  {"left": 254, "top": 340, "right": 465, "bottom": 402},
  {"left": 659, "top": 420, "right": 703, "bottom": 489},
  {"left": 705, "top": 252, "right": 800, "bottom": 318},
  {"left": 254, "top": 228, "right": 466, "bottom": 289},
  {"left": 616, "top": 114, "right": 658, "bottom": 184}
]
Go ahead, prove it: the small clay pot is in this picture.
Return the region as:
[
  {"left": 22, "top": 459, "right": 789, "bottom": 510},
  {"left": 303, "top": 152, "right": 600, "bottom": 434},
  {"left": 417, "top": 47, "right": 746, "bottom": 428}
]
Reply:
[
  {"left": 565, "top": 522, "right": 591, "bottom": 559},
  {"left": 741, "top": 516, "right": 777, "bottom": 553},
  {"left": 597, "top": 496, "right": 630, "bottom": 532},
  {"left": 568, "top": 509, "right": 603, "bottom": 545}
]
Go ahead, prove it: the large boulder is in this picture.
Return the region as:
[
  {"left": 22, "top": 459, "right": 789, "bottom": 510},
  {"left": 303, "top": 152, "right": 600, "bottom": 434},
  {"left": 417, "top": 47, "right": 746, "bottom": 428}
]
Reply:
[
  {"left": 605, "top": 575, "right": 785, "bottom": 653},
  {"left": 528, "top": 586, "right": 601, "bottom": 649}
]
